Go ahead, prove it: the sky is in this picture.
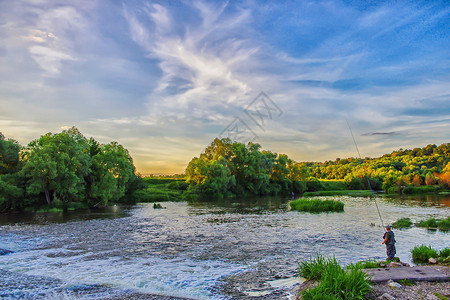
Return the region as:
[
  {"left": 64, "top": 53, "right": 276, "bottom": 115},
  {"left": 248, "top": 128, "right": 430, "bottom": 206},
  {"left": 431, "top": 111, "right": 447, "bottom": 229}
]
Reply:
[{"left": 0, "top": 0, "right": 449, "bottom": 175}]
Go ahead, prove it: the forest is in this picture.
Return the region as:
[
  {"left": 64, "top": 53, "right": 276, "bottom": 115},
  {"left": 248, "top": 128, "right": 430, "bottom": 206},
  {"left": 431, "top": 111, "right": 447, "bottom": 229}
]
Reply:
[{"left": 0, "top": 127, "right": 142, "bottom": 212}]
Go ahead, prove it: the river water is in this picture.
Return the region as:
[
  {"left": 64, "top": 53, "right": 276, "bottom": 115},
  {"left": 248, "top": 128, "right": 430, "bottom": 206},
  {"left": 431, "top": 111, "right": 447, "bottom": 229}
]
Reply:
[{"left": 0, "top": 195, "right": 449, "bottom": 299}]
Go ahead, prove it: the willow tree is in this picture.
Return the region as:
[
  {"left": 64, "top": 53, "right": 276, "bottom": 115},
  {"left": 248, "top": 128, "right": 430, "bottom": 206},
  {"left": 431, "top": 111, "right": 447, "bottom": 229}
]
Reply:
[{"left": 21, "top": 128, "right": 91, "bottom": 205}]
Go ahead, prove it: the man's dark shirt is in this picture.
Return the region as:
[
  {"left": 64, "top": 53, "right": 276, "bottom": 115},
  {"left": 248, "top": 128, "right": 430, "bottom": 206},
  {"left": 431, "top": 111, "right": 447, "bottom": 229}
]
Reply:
[{"left": 383, "top": 230, "right": 395, "bottom": 245}]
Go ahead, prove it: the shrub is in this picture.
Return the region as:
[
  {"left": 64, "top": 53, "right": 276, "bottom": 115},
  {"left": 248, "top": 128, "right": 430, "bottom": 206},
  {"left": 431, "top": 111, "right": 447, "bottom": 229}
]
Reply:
[
  {"left": 306, "top": 177, "right": 324, "bottom": 192},
  {"left": 392, "top": 217, "right": 413, "bottom": 229},
  {"left": 299, "top": 254, "right": 372, "bottom": 299},
  {"left": 290, "top": 198, "right": 344, "bottom": 213},
  {"left": 411, "top": 245, "right": 439, "bottom": 263}
]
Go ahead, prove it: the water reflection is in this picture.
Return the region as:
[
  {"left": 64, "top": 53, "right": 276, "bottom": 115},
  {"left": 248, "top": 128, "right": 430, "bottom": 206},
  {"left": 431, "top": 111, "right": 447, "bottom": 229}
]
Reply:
[
  {"left": 382, "top": 193, "right": 450, "bottom": 207},
  {"left": 0, "top": 205, "right": 131, "bottom": 225}
]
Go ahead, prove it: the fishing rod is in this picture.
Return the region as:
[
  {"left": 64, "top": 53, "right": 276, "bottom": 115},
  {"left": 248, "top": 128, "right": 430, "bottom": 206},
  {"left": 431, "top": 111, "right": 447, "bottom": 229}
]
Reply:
[{"left": 346, "top": 119, "right": 385, "bottom": 228}]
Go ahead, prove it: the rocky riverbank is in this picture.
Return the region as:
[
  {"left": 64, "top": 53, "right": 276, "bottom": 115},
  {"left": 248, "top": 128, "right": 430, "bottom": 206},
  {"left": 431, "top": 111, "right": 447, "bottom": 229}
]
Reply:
[{"left": 295, "top": 265, "right": 449, "bottom": 300}]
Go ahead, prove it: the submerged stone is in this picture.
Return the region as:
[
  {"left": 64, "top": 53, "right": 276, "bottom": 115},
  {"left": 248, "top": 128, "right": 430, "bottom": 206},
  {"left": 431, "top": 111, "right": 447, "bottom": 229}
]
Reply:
[{"left": 0, "top": 249, "right": 13, "bottom": 256}]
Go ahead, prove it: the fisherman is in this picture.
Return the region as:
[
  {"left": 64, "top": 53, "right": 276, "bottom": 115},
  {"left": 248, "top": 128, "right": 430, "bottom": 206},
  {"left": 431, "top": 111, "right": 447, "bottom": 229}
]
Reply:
[{"left": 382, "top": 225, "right": 396, "bottom": 261}]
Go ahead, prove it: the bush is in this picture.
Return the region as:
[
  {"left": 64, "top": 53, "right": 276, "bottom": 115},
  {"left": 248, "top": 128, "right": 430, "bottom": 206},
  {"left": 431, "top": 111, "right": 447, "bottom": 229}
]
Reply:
[
  {"left": 299, "top": 254, "right": 372, "bottom": 300},
  {"left": 392, "top": 217, "right": 413, "bottom": 229},
  {"left": 411, "top": 245, "right": 439, "bottom": 263},
  {"left": 290, "top": 198, "right": 344, "bottom": 213},
  {"left": 306, "top": 177, "right": 324, "bottom": 192},
  {"left": 321, "top": 180, "right": 347, "bottom": 191}
]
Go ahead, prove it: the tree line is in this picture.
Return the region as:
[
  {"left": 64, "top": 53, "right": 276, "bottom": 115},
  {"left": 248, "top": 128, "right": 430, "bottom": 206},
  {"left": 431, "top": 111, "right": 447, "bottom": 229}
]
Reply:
[
  {"left": 300, "top": 143, "right": 449, "bottom": 192},
  {"left": 0, "top": 127, "right": 142, "bottom": 212},
  {"left": 185, "top": 139, "right": 449, "bottom": 197}
]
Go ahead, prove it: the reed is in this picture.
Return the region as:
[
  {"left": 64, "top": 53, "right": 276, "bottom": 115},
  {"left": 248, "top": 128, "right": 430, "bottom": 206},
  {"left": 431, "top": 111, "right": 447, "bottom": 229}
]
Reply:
[{"left": 290, "top": 198, "right": 344, "bottom": 213}]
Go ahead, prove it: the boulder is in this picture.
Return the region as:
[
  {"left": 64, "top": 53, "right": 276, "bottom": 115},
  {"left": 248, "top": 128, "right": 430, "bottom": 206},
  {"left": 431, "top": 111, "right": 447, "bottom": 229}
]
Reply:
[
  {"left": 386, "top": 262, "right": 402, "bottom": 268},
  {"left": 0, "top": 249, "right": 13, "bottom": 256},
  {"left": 387, "top": 279, "right": 403, "bottom": 288},
  {"left": 428, "top": 258, "right": 437, "bottom": 264}
]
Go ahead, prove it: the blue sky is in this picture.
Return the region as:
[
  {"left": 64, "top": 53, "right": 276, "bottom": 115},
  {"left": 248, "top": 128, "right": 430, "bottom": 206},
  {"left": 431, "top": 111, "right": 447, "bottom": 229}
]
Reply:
[{"left": 0, "top": 0, "right": 449, "bottom": 174}]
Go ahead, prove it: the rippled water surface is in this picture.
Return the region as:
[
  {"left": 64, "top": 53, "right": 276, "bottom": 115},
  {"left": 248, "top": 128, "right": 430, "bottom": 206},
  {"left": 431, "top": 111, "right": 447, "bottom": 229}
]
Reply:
[{"left": 0, "top": 195, "right": 449, "bottom": 299}]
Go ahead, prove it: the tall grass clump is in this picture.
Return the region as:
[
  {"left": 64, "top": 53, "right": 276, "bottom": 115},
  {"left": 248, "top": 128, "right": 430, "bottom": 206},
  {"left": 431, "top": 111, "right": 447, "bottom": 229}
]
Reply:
[
  {"left": 392, "top": 217, "right": 413, "bottom": 229},
  {"left": 437, "top": 217, "right": 450, "bottom": 231},
  {"left": 411, "top": 245, "right": 439, "bottom": 263},
  {"left": 290, "top": 198, "right": 344, "bottom": 213},
  {"left": 416, "top": 217, "right": 450, "bottom": 231},
  {"left": 298, "top": 254, "right": 339, "bottom": 280},
  {"left": 299, "top": 254, "right": 372, "bottom": 299},
  {"left": 439, "top": 248, "right": 450, "bottom": 258},
  {"left": 416, "top": 218, "right": 439, "bottom": 228}
]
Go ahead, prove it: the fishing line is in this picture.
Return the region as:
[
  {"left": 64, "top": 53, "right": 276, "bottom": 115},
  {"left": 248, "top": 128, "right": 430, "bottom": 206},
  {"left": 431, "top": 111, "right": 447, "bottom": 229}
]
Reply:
[{"left": 345, "top": 119, "right": 385, "bottom": 228}]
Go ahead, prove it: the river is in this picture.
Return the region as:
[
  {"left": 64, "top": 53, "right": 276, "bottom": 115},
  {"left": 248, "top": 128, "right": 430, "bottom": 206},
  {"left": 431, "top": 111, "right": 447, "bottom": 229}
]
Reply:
[{"left": 0, "top": 194, "right": 449, "bottom": 299}]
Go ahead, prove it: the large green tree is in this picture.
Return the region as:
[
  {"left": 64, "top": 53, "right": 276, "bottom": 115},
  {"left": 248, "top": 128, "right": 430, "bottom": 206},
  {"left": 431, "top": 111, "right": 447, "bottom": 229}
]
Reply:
[{"left": 21, "top": 128, "right": 91, "bottom": 205}]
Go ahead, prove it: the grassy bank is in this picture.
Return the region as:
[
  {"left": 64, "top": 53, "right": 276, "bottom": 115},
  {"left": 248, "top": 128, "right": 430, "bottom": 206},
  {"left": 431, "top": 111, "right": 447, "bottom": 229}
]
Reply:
[
  {"left": 298, "top": 254, "right": 372, "bottom": 299},
  {"left": 290, "top": 198, "right": 344, "bottom": 213},
  {"left": 133, "top": 177, "right": 188, "bottom": 202}
]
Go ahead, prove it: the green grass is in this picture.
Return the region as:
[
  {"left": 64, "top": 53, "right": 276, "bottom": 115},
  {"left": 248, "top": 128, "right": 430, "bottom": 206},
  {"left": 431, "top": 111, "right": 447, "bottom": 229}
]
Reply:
[
  {"left": 416, "top": 217, "right": 450, "bottom": 231},
  {"left": 290, "top": 198, "right": 344, "bottom": 213},
  {"left": 439, "top": 248, "right": 450, "bottom": 258},
  {"left": 411, "top": 245, "right": 439, "bottom": 263},
  {"left": 303, "top": 190, "right": 373, "bottom": 197},
  {"left": 298, "top": 254, "right": 336, "bottom": 280},
  {"left": 434, "top": 292, "right": 448, "bottom": 300},
  {"left": 437, "top": 217, "right": 450, "bottom": 231},
  {"left": 350, "top": 259, "right": 381, "bottom": 269},
  {"left": 299, "top": 254, "right": 372, "bottom": 300},
  {"left": 392, "top": 217, "right": 413, "bottom": 229},
  {"left": 402, "top": 185, "right": 442, "bottom": 194},
  {"left": 133, "top": 177, "right": 188, "bottom": 202}
]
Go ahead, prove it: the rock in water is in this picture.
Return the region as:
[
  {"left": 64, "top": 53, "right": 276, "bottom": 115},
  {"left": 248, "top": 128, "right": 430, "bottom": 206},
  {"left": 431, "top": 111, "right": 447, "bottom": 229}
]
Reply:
[
  {"left": 0, "top": 249, "right": 13, "bottom": 256},
  {"left": 428, "top": 258, "right": 437, "bottom": 264}
]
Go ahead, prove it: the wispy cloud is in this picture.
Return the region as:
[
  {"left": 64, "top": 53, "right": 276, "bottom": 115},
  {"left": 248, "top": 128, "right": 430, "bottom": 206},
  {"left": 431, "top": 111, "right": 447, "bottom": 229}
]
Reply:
[{"left": 0, "top": 0, "right": 448, "bottom": 173}]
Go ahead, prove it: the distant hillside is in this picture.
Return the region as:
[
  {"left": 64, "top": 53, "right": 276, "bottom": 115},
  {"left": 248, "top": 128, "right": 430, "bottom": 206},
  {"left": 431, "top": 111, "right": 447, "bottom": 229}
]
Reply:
[{"left": 300, "top": 143, "right": 449, "bottom": 192}]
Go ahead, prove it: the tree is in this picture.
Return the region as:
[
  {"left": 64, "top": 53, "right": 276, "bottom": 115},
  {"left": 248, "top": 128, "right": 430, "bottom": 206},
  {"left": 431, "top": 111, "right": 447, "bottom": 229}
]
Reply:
[
  {"left": 88, "top": 141, "right": 136, "bottom": 205},
  {"left": 0, "top": 133, "right": 21, "bottom": 174},
  {"left": 21, "top": 129, "right": 91, "bottom": 205}
]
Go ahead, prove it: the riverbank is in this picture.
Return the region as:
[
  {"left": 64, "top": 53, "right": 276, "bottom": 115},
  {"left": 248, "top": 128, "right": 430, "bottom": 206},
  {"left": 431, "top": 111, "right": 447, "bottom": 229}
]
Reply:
[
  {"left": 368, "top": 265, "right": 450, "bottom": 300},
  {"left": 294, "top": 265, "right": 449, "bottom": 299}
]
